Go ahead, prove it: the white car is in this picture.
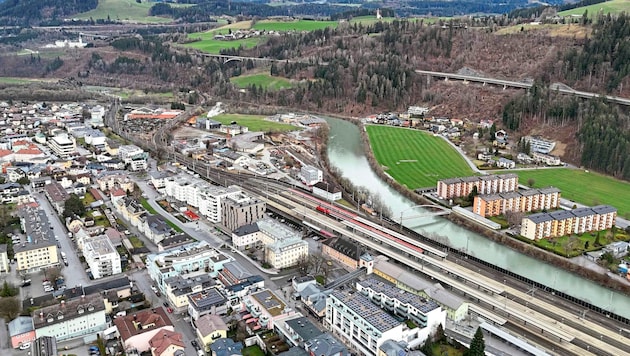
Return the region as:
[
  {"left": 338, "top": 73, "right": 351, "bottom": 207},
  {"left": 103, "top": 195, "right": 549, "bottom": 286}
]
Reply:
[{"left": 19, "top": 343, "right": 31, "bottom": 350}]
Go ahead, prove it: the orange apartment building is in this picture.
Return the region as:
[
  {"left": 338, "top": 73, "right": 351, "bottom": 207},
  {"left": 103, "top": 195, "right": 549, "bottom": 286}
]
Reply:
[
  {"left": 473, "top": 187, "right": 561, "bottom": 218},
  {"left": 520, "top": 205, "right": 617, "bottom": 240},
  {"left": 437, "top": 174, "right": 518, "bottom": 200}
]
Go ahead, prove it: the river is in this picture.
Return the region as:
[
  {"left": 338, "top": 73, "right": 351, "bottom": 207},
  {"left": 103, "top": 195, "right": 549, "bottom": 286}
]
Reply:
[{"left": 324, "top": 116, "right": 630, "bottom": 319}]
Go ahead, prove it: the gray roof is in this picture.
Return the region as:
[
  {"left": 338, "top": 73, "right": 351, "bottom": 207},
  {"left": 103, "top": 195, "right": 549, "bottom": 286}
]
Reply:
[
  {"left": 285, "top": 316, "right": 323, "bottom": 341},
  {"left": 539, "top": 186, "right": 561, "bottom": 194},
  {"left": 232, "top": 223, "right": 259, "bottom": 236},
  {"left": 549, "top": 210, "right": 574, "bottom": 221},
  {"left": 8, "top": 316, "right": 34, "bottom": 336},
  {"left": 222, "top": 261, "right": 253, "bottom": 280},
  {"left": 591, "top": 205, "right": 617, "bottom": 215},
  {"left": 424, "top": 284, "right": 465, "bottom": 310},
  {"left": 572, "top": 207, "right": 594, "bottom": 218},
  {"left": 209, "top": 338, "right": 243, "bottom": 356},
  {"left": 331, "top": 290, "right": 400, "bottom": 332},
  {"left": 526, "top": 213, "right": 554, "bottom": 224},
  {"left": 305, "top": 333, "right": 348, "bottom": 356},
  {"left": 379, "top": 339, "right": 409, "bottom": 356},
  {"left": 359, "top": 278, "right": 440, "bottom": 314}
]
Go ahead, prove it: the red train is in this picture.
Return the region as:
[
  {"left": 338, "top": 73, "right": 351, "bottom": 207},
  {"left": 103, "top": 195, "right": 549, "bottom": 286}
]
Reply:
[{"left": 316, "top": 206, "right": 331, "bottom": 214}]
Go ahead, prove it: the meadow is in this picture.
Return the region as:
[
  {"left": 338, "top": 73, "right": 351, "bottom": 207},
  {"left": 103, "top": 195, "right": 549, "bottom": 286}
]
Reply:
[
  {"left": 212, "top": 114, "right": 299, "bottom": 133},
  {"left": 514, "top": 168, "right": 630, "bottom": 218},
  {"left": 230, "top": 73, "right": 294, "bottom": 91},
  {"left": 558, "top": 0, "right": 630, "bottom": 18},
  {"left": 185, "top": 28, "right": 263, "bottom": 54},
  {"left": 75, "top": 0, "right": 187, "bottom": 23},
  {"left": 252, "top": 19, "right": 338, "bottom": 32},
  {"left": 366, "top": 125, "right": 475, "bottom": 189}
]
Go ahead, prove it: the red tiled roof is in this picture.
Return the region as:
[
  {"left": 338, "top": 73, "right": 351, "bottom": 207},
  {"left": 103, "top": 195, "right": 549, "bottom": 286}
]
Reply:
[
  {"left": 113, "top": 307, "right": 173, "bottom": 342},
  {"left": 15, "top": 148, "right": 43, "bottom": 155},
  {"left": 0, "top": 149, "right": 12, "bottom": 157},
  {"left": 110, "top": 188, "right": 126, "bottom": 197},
  {"left": 149, "top": 329, "right": 184, "bottom": 356},
  {"left": 90, "top": 188, "right": 103, "bottom": 201},
  {"left": 12, "top": 140, "right": 29, "bottom": 146}
]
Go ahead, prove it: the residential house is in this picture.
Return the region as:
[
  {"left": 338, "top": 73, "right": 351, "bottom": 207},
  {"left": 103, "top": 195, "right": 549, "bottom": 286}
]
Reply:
[
  {"left": 496, "top": 157, "right": 515, "bottom": 169},
  {"left": 209, "top": 338, "right": 243, "bottom": 356},
  {"left": 33, "top": 294, "right": 107, "bottom": 342},
  {"left": 322, "top": 238, "right": 364, "bottom": 270},
  {"left": 231, "top": 223, "right": 262, "bottom": 251},
  {"left": 114, "top": 307, "right": 174, "bottom": 353},
  {"left": 312, "top": 181, "right": 342, "bottom": 202},
  {"left": 163, "top": 274, "right": 216, "bottom": 310},
  {"left": 194, "top": 314, "right": 227, "bottom": 351},
  {"left": 8, "top": 316, "right": 35, "bottom": 349},
  {"left": 148, "top": 329, "right": 185, "bottom": 356},
  {"left": 304, "top": 333, "right": 349, "bottom": 356}
]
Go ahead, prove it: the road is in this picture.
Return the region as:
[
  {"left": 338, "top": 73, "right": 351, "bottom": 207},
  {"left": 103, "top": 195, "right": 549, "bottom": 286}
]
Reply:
[
  {"left": 30, "top": 189, "right": 89, "bottom": 288},
  {"left": 416, "top": 69, "right": 630, "bottom": 106}
]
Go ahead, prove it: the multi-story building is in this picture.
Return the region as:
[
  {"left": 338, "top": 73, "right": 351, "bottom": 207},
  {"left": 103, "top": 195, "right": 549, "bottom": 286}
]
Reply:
[
  {"left": 437, "top": 174, "right": 518, "bottom": 200},
  {"left": 532, "top": 151, "right": 562, "bottom": 166},
  {"left": 257, "top": 219, "right": 308, "bottom": 269},
  {"left": 15, "top": 207, "right": 58, "bottom": 272},
  {"left": 163, "top": 176, "right": 241, "bottom": 223},
  {"left": 473, "top": 187, "right": 561, "bottom": 218},
  {"left": 82, "top": 235, "right": 121, "bottom": 279},
  {"left": 163, "top": 274, "right": 216, "bottom": 309},
  {"left": 148, "top": 329, "right": 185, "bottom": 356},
  {"left": 48, "top": 133, "right": 76, "bottom": 158},
  {"left": 33, "top": 294, "right": 107, "bottom": 342},
  {"left": 301, "top": 165, "right": 323, "bottom": 186},
  {"left": 326, "top": 286, "right": 442, "bottom": 356},
  {"left": 523, "top": 136, "right": 555, "bottom": 154},
  {"left": 114, "top": 307, "right": 174, "bottom": 353},
  {"left": 520, "top": 205, "right": 617, "bottom": 240},
  {"left": 187, "top": 287, "right": 229, "bottom": 320},
  {"left": 95, "top": 171, "right": 134, "bottom": 193},
  {"left": 304, "top": 333, "right": 349, "bottom": 356},
  {"left": 231, "top": 223, "right": 263, "bottom": 250},
  {"left": 220, "top": 192, "right": 266, "bottom": 232},
  {"left": 147, "top": 242, "right": 232, "bottom": 291},
  {"left": 118, "top": 145, "right": 148, "bottom": 171},
  {"left": 322, "top": 238, "right": 365, "bottom": 270},
  {"left": 8, "top": 316, "right": 35, "bottom": 349},
  {"left": 371, "top": 256, "right": 467, "bottom": 322},
  {"left": 43, "top": 181, "right": 69, "bottom": 214},
  {"left": 242, "top": 289, "right": 297, "bottom": 331}
]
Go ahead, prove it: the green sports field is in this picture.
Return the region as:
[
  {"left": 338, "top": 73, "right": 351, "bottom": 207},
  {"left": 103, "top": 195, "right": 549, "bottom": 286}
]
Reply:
[
  {"left": 366, "top": 125, "right": 475, "bottom": 189},
  {"left": 211, "top": 114, "right": 299, "bottom": 133},
  {"left": 514, "top": 168, "right": 630, "bottom": 218},
  {"left": 230, "top": 73, "right": 294, "bottom": 91}
]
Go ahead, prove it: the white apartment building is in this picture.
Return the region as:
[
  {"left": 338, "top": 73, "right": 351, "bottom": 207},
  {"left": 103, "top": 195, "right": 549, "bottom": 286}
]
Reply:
[
  {"left": 163, "top": 176, "right": 242, "bottom": 223},
  {"left": 33, "top": 294, "right": 107, "bottom": 342},
  {"left": 327, "top": 285, "right": 444, "bottom": 356},
  {"left": 118, "top": 145, "right": 148, "bottom": 171},
  {"left": 231, "top": 223, "right": 263, "bottom": 250},
  {"left": 257, "top": 219, "right": 308, "bottom": 269},
  {"left": 15, "top": 207, "right": 58, "bottom": 272},
  {"left": 82, "top": 235, "right": 122, "bottom": 279},
  {"left": 48, "top": 134, "right": 76, "bottom": 158}
]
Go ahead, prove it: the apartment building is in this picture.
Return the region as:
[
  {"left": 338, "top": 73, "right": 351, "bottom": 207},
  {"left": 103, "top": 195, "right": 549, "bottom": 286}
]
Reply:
[
  {"left": 473, "top": 187, "right": 561, "bottom": 218},
  {"left": 220, "top": 192, "right": 266, "bottom": 232},
  {"left": 187, "top": 287, "right": 229, "bottom": 320},
  {"left": 437, "top": 174, "right": 518, "bottom": 200},
  {"left": 163, "top": 274, "right": 215, "bottom": 309},
  {"left": 231, "top": 223, "right": 263, "bottom": 250},
  {"left": 15, "top": 207, "right": 58, "bottom": 272},
  {"left": 147, "top": 242, "right": 232, "bottom": 291},
  {"left": 326, "top": 286, "right": 442, "bottom": 356},
  {"left": 118, "top": 145, "right": 148, "bottom": 171},
  {"left": 163, "top": 176, "right": 241, "bottom": 223},
  {"left": 82, "top": 235, "right": 122, "bottom": 279},
  {"left": 48, "top": 133, "right": 76, "bottom": 158},
  {"left": 520, "top": 205, "right": 617, "bottom": 240},
  {"left": 114, "top": 307, "right": 174, "bottom": 353},
  {"left": 44, "top": 181, "right": 69, "bottom": 214},
  {"left": 33, "top": 294, "right": 107, "bottom": 342},
  {"left": 95, "top": 171, "right": 134, "bottom": 193},
  {"left": 242, "top": 289, "right": 297, "bottom": 331},
  {"left": 258, "top": 219, "right": 308, "bottom": 269}
]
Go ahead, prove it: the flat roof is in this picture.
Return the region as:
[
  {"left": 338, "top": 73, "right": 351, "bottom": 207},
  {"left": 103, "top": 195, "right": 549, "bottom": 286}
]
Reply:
[
  {"left": 331, "top": 290, "right": 400, "bottom": 333},
  {"left": 285, "top": 316, "right": 323, "bottom": 341},
  {"left": 251, "top": 289, "right": 286, "bottom": 317}
]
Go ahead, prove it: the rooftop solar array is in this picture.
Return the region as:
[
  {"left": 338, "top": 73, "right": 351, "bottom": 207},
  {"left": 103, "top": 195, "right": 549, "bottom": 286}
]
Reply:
[
  {"left": 359, "top": 278, "right": 440, "bottom": 314},
  {"left": 332, "top": 290, "right": 400, "bottom": 333}
]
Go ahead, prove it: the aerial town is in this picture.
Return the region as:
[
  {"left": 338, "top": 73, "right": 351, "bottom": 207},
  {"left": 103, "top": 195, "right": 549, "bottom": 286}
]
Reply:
[{"left": 1, "top": 1, "right": 630, "bottom": 356}]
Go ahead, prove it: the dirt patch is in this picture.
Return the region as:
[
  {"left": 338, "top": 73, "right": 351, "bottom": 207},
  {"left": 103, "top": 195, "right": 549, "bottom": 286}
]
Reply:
[
  {"left": 551, "top": 141, "right": 567, "bottom": 157},
  {"left": 173, "top": 126, "right": 218, "bottom": 140}
]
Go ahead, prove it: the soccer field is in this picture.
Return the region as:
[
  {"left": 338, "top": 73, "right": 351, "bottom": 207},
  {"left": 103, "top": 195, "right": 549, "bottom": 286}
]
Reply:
[
  {"left": 514, "top": 168, "right": 630, "bottom": 218},
  {"left": 366, "top": 125, "right": 475, "bottom": 189}
]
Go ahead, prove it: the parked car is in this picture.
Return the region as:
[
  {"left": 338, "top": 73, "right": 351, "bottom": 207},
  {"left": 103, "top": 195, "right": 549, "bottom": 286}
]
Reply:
[
  {"left": 191, "top": 340, "right": 199, "bottom": 349},
  {"left": 19, "top": 342, "right": 31, "bottom": 350},
  {"left": 166, "top": 307, "right": 173, "bottom": 313},
  {"left": 163, "top": 302, "right": 169, "bottom": 307}
]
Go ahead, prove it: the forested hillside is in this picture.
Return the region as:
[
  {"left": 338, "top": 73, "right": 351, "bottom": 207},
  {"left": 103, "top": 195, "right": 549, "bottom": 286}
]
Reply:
[
  {"left": 502, "top": 13, "right": 630, "bottom": 180},
  {"left": 0, "top": 0, "right": 97, "bottom": 25}
]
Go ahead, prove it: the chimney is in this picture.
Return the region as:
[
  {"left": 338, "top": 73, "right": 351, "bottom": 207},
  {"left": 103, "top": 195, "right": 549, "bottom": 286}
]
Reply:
[
  {"left": 61, "top": 300, "right": 65, "bottom": 308},
  {"left": 39, "top": 311, "right": 44, "bottom": 320}
]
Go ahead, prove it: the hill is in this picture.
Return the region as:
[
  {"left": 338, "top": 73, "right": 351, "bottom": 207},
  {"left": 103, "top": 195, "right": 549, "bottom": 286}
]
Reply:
[
  {"left": 558, "top": 0, "right": 630, "bottom": 18},
  {"left": 75, "top": 0, "right": 179, "bottom": 24},
  {"left": 0, "top": 0, "right": 97, "bottom": 25}
]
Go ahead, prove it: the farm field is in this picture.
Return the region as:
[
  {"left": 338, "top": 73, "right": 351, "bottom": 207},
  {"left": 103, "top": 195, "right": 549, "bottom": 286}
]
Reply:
[
  {"left": 514, "top": 168, "right": 630, "bottom": 218},
  {"left": 0, "top": 77, "right": 55, "bottom": 84},
  {"left": 75, "top": 0, "right": 186, "bottom": 23},
  {"left": 212, "top": 114, "right": 299, "bottom": 133},
  {"left": 185, "top": 29, "right": 263, "bottom": 54},
  {"left": 558, "top": 0, "right": 630, "bottom": 18},
  {"left": 252, "top": 19, "right": 338, "bottom": 31},
  {"left": 230, "top": 73, "right": 294, "bottom": 91},
  {"left": 366, "top": 125, "right": 475, "bottom": 189}
]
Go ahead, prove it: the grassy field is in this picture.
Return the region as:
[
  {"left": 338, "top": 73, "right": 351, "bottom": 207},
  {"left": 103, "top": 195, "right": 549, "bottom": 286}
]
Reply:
[
  {"left": 366, "top": 125, "right": 475, "bottom": 189},
  {"left": 496, "top": 23, "right": 590, "bottom": 38},
  {"left": 212, "top": 114, "right": 299, "bottom": 132},
  {"left": 185, "top": 29, "right": 263, "bottom": 54},
  {"left": 514, "top": 168, "right": 630, "bottom": 218},
  {"left": 252, "top": 19, "right": 338, "bottom": 31},
  {"left": 558, "top": 0, "right": 630, "bottom": 18},
  {"left": 230, "top": 73, "right": 294, "bottom": 91},
  {"left": 75, "top": 0, "right": 185, "bottom": 23}
]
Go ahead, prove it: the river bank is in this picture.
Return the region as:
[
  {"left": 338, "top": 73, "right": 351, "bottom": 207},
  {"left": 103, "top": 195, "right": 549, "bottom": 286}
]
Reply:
[{"left": 319, "top": 115, "right": 630, "bottom": 295}]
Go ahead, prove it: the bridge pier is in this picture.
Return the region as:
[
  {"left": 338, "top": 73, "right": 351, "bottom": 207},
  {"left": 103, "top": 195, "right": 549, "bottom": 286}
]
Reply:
[
  {"left": 482, "top": 82, "right": 486, "bottom": 86},
  {"left": 463, "top": 79, "right": 469, "bottom": 84},
  {"left": 444, "top": 77, "right": 449, "bottom": 82},
  {"left": 503, "top": 84, "right": 507, "bottom": 90}
]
